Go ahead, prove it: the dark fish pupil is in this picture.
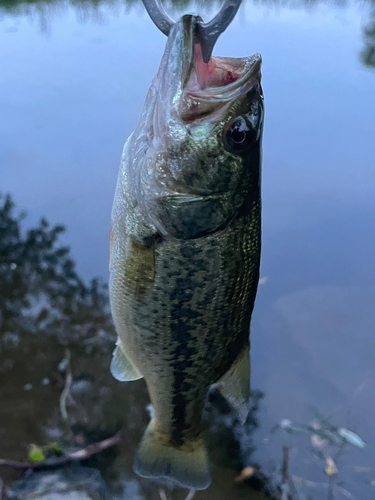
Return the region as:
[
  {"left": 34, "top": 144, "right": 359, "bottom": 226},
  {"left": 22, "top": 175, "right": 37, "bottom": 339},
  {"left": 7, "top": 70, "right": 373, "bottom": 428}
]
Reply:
[
  {"left": 231, "top": 126, "right": 246, "bottom": 144},
  {"left": 224, "top": 115, "right": 257, "bottom": 154}
]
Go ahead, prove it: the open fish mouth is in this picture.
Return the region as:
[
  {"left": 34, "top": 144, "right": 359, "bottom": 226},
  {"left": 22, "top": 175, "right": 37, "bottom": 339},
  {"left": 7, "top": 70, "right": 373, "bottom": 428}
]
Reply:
[{"left": 179, "top": 17, "right": 262, "bottom": 122}]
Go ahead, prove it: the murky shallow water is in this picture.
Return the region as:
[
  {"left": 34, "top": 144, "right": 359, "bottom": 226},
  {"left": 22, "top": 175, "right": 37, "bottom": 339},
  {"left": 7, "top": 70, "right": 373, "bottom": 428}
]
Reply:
[{"left": 1, "top": 0, "right": 375, "bottom": 498}]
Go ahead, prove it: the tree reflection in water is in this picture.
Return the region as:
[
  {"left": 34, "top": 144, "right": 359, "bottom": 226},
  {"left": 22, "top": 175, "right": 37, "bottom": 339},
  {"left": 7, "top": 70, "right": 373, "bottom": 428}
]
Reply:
[
  {"left": 0, "top": 195, "right": 270, "bottom": 500},
  {"left": 362, "top": 14, "right": 375, "bottom": 68},
  {"left": 0, "top": 0, "right": 374, "bottom": 70},
  {"left": 0, "top": 194, "right": 113, "bottom": 342}
]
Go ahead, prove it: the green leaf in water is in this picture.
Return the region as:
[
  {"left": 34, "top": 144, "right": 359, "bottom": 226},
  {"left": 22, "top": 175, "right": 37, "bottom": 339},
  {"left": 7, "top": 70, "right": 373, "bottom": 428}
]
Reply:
[
  {"left": 47, "top": 442, "right": 63, "bottom": 456},
  {"left": 28, "top": 444, "right": 45, "bottom": 463}
]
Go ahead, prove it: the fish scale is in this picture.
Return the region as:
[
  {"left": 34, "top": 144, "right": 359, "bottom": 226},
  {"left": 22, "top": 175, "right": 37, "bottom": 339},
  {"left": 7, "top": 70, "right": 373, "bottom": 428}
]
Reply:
[{"left": 124, "top": 217, "right": 259, "bottom": 430}]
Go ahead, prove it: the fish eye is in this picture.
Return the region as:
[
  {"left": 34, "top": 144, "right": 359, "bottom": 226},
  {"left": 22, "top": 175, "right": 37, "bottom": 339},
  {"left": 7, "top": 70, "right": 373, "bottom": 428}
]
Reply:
[{"left": 224, "top": 116, "right": 255, "bottom": 153}]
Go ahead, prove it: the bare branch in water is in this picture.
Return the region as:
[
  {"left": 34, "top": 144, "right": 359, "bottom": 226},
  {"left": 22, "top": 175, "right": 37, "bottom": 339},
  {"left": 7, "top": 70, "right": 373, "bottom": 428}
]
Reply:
[
  {"left": 280, "top": 446, "right": 290, "bottom": 500},
  {"left": 335, "top": 485, "right": 357, "bottom": 500},
  {"left": 59, "top": 349, "right": 73, "bottom": 423},
  {"left": 185, "top": 490, "right": 196, "bottom": 500},
  {"left": 0, "top": 432, "right": 122, "bottom": 471},
  {"left": 0, "top": 475, "right": 5, "bottom": 500},
  {"left": 282, "top": 446, "right": 289, "bottom": 483},
  {"left": 159, "top": 489, "right": 168, "bottom": 500}
]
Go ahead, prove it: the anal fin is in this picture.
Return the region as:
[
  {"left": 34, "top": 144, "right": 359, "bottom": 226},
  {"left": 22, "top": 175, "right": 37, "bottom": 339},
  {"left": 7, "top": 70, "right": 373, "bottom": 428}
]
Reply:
[
  {"left": 215, "top": 344, "right": 250, "bottom": 424},
  {"left": 110, "top": 343, "right": 143, "bottom": 382}
]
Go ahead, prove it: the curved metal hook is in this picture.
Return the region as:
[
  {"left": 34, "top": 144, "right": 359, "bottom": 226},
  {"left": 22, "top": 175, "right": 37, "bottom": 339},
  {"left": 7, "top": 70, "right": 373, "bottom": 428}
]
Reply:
[
  {"left": 196, "top": 0, "right": 242, "bottom": 62},
  {"left": 141, "top": 0, "right": 242, "bottom": 62},
  {"left": 141, "top": 0, "right": 174, "bottom": 36}
]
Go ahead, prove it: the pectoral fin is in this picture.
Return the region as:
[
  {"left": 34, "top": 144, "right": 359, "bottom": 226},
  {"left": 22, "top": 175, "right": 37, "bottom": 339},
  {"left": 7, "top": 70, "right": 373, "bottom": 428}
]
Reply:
[
  {"left": 110, "top": 344, "right": 143, "bottom": 382},
  {"left": 156, "top": 193, "right": 230, "bottom": 239},
  {"left": 215, "top": 344, "right": 250, "bottom": 424}
]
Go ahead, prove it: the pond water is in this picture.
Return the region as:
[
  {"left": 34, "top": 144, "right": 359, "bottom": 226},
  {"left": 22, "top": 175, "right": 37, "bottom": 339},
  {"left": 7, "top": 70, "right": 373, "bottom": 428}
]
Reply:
[{"left": 1, "top": 0, "right": 375, "bottom": 498}]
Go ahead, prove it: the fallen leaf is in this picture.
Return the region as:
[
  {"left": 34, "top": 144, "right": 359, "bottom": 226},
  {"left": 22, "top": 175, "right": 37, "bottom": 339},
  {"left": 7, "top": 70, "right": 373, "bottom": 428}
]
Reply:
[
  {"left": 28, "top": 445, "right": 45, "bottom": 463},
  {"left": 325, "top": 457, "right": 337, "bottom": 476},
  {"left": 235, "top": 467, "right": 256, "bottom": 482},
  {"left": 338, "top": 428, "right": 366, "bottom": 448},
  {"left": 311, "top": 433, "right": 326, "bottom": 449}
]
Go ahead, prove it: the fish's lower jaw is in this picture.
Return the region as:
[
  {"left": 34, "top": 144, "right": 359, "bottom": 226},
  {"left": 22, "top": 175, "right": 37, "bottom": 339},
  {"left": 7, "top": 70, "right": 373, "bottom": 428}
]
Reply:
[{"left": 133, "top": 419, "right": 211, "bottom": 490}]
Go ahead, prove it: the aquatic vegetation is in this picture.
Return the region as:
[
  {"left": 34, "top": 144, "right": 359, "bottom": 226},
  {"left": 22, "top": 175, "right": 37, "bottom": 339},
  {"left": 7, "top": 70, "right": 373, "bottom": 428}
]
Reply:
[{"left": 27, "top": 445, "right": 45, "bottom": 463}]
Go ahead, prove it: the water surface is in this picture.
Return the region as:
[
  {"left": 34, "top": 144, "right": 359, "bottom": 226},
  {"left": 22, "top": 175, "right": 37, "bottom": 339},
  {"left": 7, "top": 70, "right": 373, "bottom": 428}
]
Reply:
[{"left": 1, "top": 0, "right": 374, "bottom": 498}]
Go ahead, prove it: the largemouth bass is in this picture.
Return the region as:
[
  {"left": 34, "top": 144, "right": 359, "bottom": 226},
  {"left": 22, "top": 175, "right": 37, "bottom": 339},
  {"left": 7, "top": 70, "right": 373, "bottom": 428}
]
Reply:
[{"left": 109, "top": 14, "right": 263, "bottom": 490}]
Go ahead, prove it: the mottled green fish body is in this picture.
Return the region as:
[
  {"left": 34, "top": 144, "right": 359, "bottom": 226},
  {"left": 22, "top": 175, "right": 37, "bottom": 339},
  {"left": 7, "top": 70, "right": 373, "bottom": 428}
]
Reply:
[{"left": 109, "top": 15, "right": 263, "bottom": 490}]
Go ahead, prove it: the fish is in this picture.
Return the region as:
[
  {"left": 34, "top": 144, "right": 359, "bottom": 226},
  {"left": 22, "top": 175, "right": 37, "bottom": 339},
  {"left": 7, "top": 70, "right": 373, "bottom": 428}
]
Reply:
[{"left": 109, "top": 14, "right": 264, "bottom": 490}]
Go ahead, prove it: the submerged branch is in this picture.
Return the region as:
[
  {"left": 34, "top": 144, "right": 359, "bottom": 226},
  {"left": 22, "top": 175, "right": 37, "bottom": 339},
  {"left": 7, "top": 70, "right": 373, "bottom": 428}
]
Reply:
[
  {"left": 0, "top": 432, "right": 122, "bottom": 471},
  {"left": 280, "top": 446, "right": 291, "bottom": 500},
  {"left": 185, "top": 490, "right": 196, "bottom": 500},
  {"left": 0, "top": 475, "right": 5, "bottom": 500},
  {"left": 159, "top": 489, "right": 168, "bottom": 500},
  {"left": 59, "top": 349, "right": 73, "bottom": 423}
]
